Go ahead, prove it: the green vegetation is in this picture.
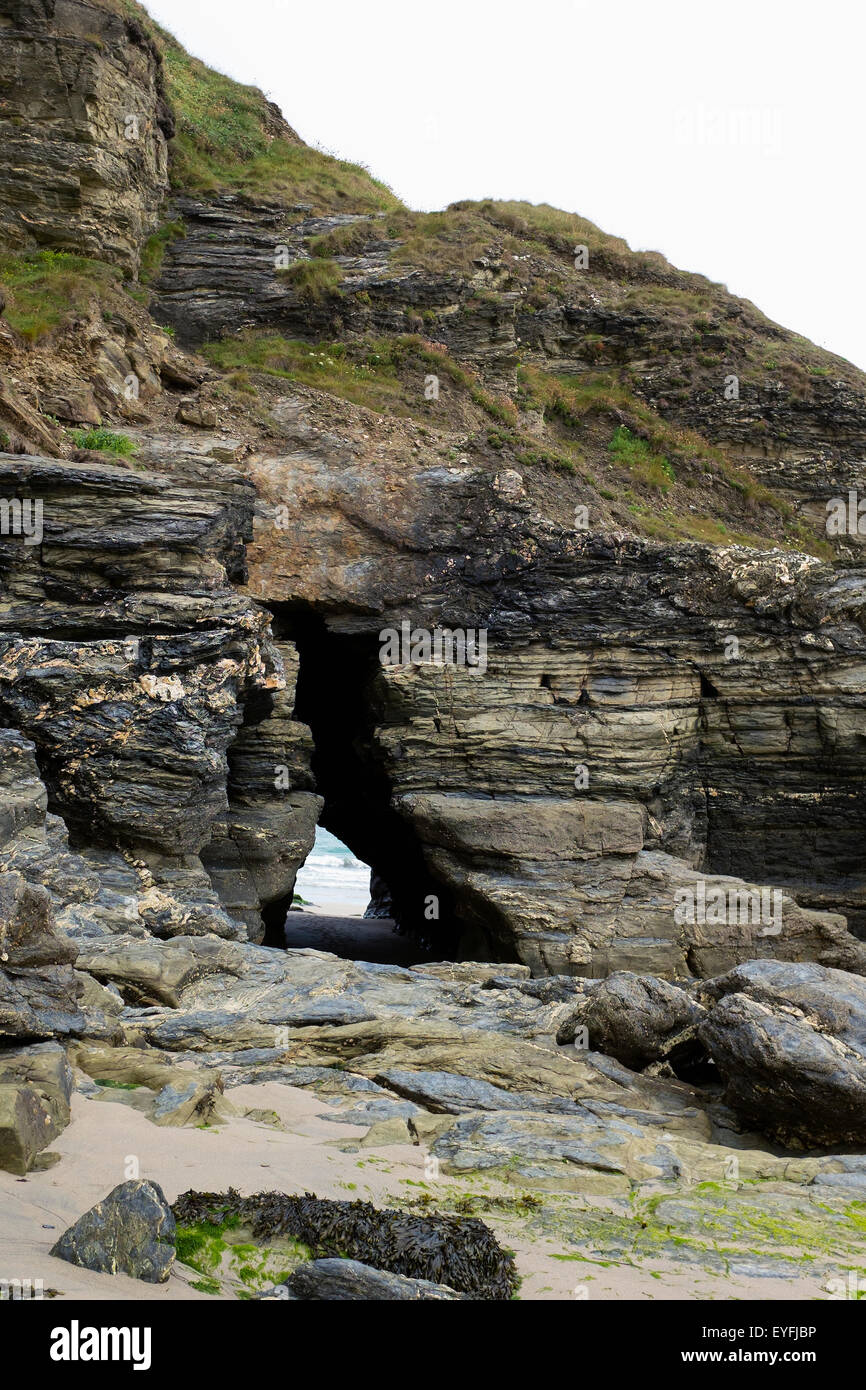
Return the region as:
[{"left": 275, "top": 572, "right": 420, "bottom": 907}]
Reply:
[
  {"left": 202, "top": 335, "right": 407, "bottom": 413},
  {"left": 276, "top": 258, "right": 344, "bottom": 302},
  {"left": 446, "top": 199, "right": 678, "bottom": 284},
  {"left": 70, "top": 427, "right": 137, "bottom": 456},
  {"left": 400, "top": 1190, "right": 543, "bottom": 1217},
  {"left": 175, "top": 1220, "right": 233, "bottom": 1274},
  {"left": 190, "top": 1276, "right": 220, "bottom": 1295},
  {"left": 465, "top": 199, "right": 633, "bottom": 258},
  {"left": 623, "top": 284, "right": 716, "bottom": 315},
  {"left": 151, "top": 27, "right": 399, "bottom": 211},
  {"left": 173, "top": 1189, "right": 517, "bottom": 1299},
  {"left": 310, "top": 221, "right": 373, "bottom": 258},
  {"left": 201, "top": 332, "right": 519, "bottom": 427},
  {"left": 387, "top": 209, "right": 495, "bottom": 273},
  {"left": 201, "top": 329, "right": 830, "bottom": 553},
  {"left": 225, "top": 369, "right": 258, "bottom": 395},
  {"left": 175, "top": 1217, "right": 312, "bottom": 1297},
  {"left": 139, "top": 219, "right": 186, "bottom": 284},
  {"left": 609, "top": 425, "right": 676, "bottom": 491},
  {"left": 0, "top": 250, "right": 120, "bottom": 342},
  {"left": 94, "top": 1079, "right": 140, "bottom": 1090}
]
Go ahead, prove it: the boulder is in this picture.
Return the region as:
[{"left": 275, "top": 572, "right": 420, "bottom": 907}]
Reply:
[
  {"left": 698, "top": 960, "right": 866, "bottom": 1146},
  {"left": 69, "top": 1042, "right": 177, "bottom": 1091},
  {"left": 578, "top": 971, "right": 703, "bottom": 1070},
  {"left": 50, "top": 1180, "right": 176, "bottom": 1283},
  {"left": 0, "top": 1041, "right": 73, "bottom": 1128},
  {"left": 152, "top": 1078, "right": 235, "bottom": 1127}
]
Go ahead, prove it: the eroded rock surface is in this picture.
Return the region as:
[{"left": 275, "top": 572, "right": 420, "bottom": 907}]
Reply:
[
  {"left": 0, "top": 0, "right": 172, "bottom": 273},
  {"left": 1, "top": 0, "right": 866, "bottom": 1302},
  {"left": 698, "top": 960, "right": 866, "bottom": 1146}
]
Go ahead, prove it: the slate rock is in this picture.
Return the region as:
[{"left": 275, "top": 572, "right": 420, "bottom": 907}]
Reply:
[
  {"left": 698, "top": 960, "right": 866, "bottom": 1146},
  {"left": 579, "top": 971, "right": 703, "bottom": 1070},
  {"left": 283, "top": 1257, "right": 463, "bottom": 1300},
  {"left": 50, "top": 1180, "right": 176, "bottom": 1283}
]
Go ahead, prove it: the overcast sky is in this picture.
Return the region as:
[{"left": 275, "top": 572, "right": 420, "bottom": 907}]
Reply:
[{"left": 144, "top": 0, "right": 866, "bottom": 371}]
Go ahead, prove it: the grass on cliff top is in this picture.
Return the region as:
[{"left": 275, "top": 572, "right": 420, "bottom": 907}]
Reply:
[
  {"left": 309, "top": 221, "right": 377, "bottom": 259},
  {"left": 465, "top": 200, "right": 635, "bottom": 256},
  {"left": 152, "top": 27, "right": 400, "bottom": 212},
  {"left": 386, "top": 209, "right": 499, "bottom": 274},
  {"left": 0, "top": 250, "right": 122, "bottom": 342},
  {"left": 449, "top": 200, "right": 679, "bottom": 278},
  {"left": 382, "top": 202, "right": 636, "bottom": 277}
]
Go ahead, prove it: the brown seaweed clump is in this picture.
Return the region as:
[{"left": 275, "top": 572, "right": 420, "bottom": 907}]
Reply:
[{"left": 172, "top": 1189, "right": 518, "bottom": 1300}]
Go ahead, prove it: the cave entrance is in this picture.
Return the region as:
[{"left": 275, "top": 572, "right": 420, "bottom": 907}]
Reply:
[
  {"left": 283, "top": 826, "right": 425, "bottom": 966},
  {"left": 272, "top": 605, "right": 462, "bottom": 966}
]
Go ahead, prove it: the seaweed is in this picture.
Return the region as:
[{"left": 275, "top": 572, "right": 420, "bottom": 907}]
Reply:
[{"left": 172, "top": 1189, "right": 517, "bottom": 1300}]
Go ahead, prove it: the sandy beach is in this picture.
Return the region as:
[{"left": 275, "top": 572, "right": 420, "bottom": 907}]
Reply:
[{"left": 0, "top": 1082, "right": 831, "bottom": 1303}]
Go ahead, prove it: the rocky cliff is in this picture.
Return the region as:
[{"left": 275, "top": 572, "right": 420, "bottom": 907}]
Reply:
[
  {"left": 1, "top": 0, "right": 866, "bottom": 1296},
  {"left": 2, "top": 0, "right": 865, "bottom": 979}
]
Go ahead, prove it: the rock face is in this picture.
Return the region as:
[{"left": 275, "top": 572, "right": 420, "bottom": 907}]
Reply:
[
  {"left": 0, "top": 0, "right": 172, "bottom": 273},
  {"left": 0, "top": 452, "right": 318, "bottom": 949},
  {"left": 698, "top": 961, "right": 866, "bottom": 1147},
  {"left": 0, "top": 868, "right": 82, "bottom": 1037},
  {"left": 200, "top": 642, "right": 321, "bottom": 937},
  {"left": 50, "top": 1178, "right": 176, "bottom": 1282},
  {"left": 0, "top": 1, "right": 864, "bottom": 982},
  {"left": 260, "top": 457, "right": 866, "bottom": 971}
]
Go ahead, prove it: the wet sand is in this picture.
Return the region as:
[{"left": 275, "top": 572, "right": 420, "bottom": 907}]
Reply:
[{"left": 283, "top": 911, "right": 425, "bottom": 966}]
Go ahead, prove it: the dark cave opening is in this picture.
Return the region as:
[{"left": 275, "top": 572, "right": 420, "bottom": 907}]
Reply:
[
  {"left": 273, "top": 605, "right": 462, "bottom": 964},
  {"left": 699, "top": 672, "right": 720, "bottom": 700}
]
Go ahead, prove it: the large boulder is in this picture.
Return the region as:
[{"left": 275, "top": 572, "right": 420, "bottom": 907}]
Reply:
[
  {"left": 50, "top": 1180, "right": 176, "bottom": 1283},
  {"left": 577, "top": 971, "right": 703, "bottom": 1070},
  {"left": 698, "top": 960, "right": 866, "bottom": 1146}
]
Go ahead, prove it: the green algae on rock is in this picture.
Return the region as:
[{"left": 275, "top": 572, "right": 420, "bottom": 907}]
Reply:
[{"left": 172, "top": 1188, "right": 518, "bottom": 1299}]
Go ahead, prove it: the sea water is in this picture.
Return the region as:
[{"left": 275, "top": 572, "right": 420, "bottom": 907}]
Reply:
[{"left": 293, "top": 827, "right": 371, "bottom": 917}]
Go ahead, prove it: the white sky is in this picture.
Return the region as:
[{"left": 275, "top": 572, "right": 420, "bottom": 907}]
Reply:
[{"left": 144, "top": 0, "right": 866, "bottom": 370}]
